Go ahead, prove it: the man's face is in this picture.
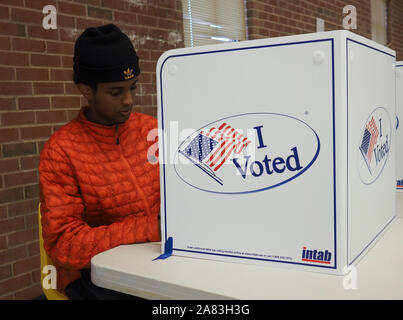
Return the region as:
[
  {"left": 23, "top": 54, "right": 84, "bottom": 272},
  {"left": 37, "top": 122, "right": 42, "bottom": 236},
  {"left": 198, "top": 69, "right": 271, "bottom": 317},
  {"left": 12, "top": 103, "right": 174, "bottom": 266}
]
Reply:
[{"left": 85, "top": 77, "right": 139, "bottom": 125}]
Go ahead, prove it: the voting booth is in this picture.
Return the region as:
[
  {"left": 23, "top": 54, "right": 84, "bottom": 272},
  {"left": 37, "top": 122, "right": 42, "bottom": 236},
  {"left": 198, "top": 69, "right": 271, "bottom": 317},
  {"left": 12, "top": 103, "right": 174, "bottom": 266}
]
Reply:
[
  {"left": 156, "top": 30, "right": 396, "bottom": 274},
  {"left": 397, "top": 62, "right": 403, "bottom": 192}
]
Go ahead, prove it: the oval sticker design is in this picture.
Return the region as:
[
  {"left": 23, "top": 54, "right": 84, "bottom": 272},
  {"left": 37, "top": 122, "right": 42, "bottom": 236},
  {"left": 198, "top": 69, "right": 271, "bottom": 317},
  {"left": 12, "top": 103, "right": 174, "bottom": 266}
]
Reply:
[
  {"left": 174, "top": 113, "right": 320, "bottom": 194},
  {"left": 358, "top": 107, "right": 392, "bottom": 185}
]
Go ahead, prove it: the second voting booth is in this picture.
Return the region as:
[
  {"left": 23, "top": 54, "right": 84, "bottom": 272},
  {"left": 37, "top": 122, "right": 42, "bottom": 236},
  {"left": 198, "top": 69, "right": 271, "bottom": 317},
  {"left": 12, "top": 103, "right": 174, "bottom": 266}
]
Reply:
[
  {"left": 156, "top": 30, "right": 396, "bottom": 274},
  {"left": 397, "top": 61, "right": 403, "bottom": 191}
]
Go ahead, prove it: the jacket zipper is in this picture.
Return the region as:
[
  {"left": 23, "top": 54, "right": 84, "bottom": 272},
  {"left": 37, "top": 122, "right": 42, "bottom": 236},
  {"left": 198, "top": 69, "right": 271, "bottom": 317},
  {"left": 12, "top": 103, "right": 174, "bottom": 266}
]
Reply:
[{"left": 115, "top": 124, "right": 120, "bottom": 145}]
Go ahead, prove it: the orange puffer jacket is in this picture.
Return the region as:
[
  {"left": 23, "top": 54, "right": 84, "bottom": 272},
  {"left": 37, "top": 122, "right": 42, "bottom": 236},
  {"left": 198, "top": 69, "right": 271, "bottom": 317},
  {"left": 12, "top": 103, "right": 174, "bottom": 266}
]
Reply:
[{"left": 39, "top": 106, "right": 160, "bottom": 293}]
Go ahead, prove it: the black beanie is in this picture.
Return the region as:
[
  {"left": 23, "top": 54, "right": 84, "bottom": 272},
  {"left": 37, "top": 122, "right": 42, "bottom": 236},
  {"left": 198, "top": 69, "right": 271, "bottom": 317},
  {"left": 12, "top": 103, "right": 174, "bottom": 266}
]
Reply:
[{"left": 73, "top": 24, "right": 140, "bottom": 84}]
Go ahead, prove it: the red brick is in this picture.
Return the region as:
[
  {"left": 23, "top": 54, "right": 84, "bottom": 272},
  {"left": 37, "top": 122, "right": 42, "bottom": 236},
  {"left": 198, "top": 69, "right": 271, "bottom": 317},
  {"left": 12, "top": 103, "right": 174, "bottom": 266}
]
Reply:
[
  {"left": 24, "top": 212, "right": 38, "bottom": 229},
  {"left": 1, "top": 111, "right": 35, "bottom": 126},
  {"left": 140, "top": 83, "right": 156, "bottom": 95},
  {"left": 137, "top": 49, "right": 151, "bottom": 60},
  {"left": 24, "top": 183, "right": 39, "bottom": 199},
  {"left": 0, "top": 98, "right": 16, "bottom": 110},
  {"left": 12, "top": 38, "right": 46, "bottom": 53},
  {"left": 0, "top": 82, "right": 32, "bottom": 96},
  {"left": 27, "top": 25, "right": 58, "bottom": 40},
  {"left": 24, "top": 0, "right": 57, "bottom": 10},
  {"left": 11, "top": 8, "right": 43, "bottom": 24},
  {"left": 50, "top": 69, "right": 73, "bottom": 81},
  {"left": 35, "top": 110, "right": 67, "bottom": 124},
  {"left": 158, "top": 18, "right": 178, "bottom": 30},
  {"left": 2, "top": 142, "right": 37, "bottom": 158},
  {"left": 157, "top": 0, "right": 176, "bottom": 9},
  {"left": 0, "top": 51, "right": 29, "bottom": 66},
  {"left": 138, "top": 61, "right": 155, "bottom": 73},
  {"left": 0, "top": 265, "right": 12, "bottom": 281},
  {"left": 140, "top": 95, "right": 153, "bottom": 105},
  {"left": 0, "top": 22, "right": 25, "bottom": 37},
  {"left": 138, "top": 15, "right": 157, "bottom": 26},
  {"left": 0, "top": 0, "right": 24, "bottom": 6},
  {"left": 0, "top": 235, "right": 6, "bottom": 250},
  {"left": 59, "top": 28, "right": 82, "bottom": 43},
  {"left": 0, "top": 206, "right": 6, "bottom": 220},
  {"left": 0, "top": 36, "right": 10, "bottom": 50},
  {"left": 9, "top": 229, "right": 38, "bottom": 248},
  {"left": 147, "top": 6, "right": 170, "bottom": 18},
  {"left": 16, "top": 68, "right": 49, "bottom": 81},
  {"left": 51, "top": 96, "right": 81, "bottom": 109},
  {"left": 57, "top": 14, "right": 76, "bottom": 29},
  {"left": 0, "top": 6, "right": 9, "bottom": 20},
  {"left": 65, "top": 83, "right": 81, "bottom": 95},
  {"left": 76, "top": 17, "right": 104, "bottom": 30},
  {"left": 0, "top": 159, "right": 19, "bottom": 174},
  {"left": 114, "top": 11, "right": 137, "bottom": 25},
  {"left": 0, "top": 246, "right": 27, "bottom": 264},
  {"left": 73, "top": 0, "right": 101, "bottom": 5},
  {"left": 4, "top": 171, "right": 37, "bottom": 188},
  {"left": 58, "top": 1, "right": 86, "bottom": 16},
  {"left": 20, "top": 126, "right": 52, "bottom": 140},
  {"left": 61, "top": 55, "right": 74, "bottom": 68},
  {"left": 87, "top": 6, "right": 112, "bottom": 20},
  {"left": 102, "top": 0, "right": 127, "bottom": 11},
  {"left": 18, "top": 97, "right": 50, "bottom": 110},
  {"left": 7, "top": 199, "right": 37, "bottom": 217},
  {"left": 0, "top": 188, "right": 25, "bottom": 205},
  {"left": 46, "top": 41, "right": 74, "bottom": 55},
  {"left": 0, "top": 128, "right": 19, "bottom": 143},
  {"left": 33, "top": 82, "right": 64, "bottom": 95},
  {"left": 30, "top": 53, "right": 61, "bottom": 67},
  {"left": 13, "top": 283, "right": 43, "bottom": 300},
  {"left": 27, "top": 241, "right": 40, "bottom": 257},
  {"left": 0, "top": 216, "right": 24, "bottom": 234},
  {"left": 0, "top": 273, "right": 31, "bottom": 296}
]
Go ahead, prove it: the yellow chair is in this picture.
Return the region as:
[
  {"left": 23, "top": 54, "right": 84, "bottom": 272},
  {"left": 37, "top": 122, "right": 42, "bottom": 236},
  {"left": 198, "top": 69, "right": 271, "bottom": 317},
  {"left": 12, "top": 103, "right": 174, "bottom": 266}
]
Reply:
[{"left": 38, "top": 203, "right": 69, "bottom": 300}]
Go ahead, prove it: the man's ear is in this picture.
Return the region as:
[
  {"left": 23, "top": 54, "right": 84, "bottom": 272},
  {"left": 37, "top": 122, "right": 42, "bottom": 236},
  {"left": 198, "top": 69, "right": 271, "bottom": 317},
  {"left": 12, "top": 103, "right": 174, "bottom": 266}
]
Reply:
[{"left": 76, "top": 83, "right": 94, "bottom": 101}]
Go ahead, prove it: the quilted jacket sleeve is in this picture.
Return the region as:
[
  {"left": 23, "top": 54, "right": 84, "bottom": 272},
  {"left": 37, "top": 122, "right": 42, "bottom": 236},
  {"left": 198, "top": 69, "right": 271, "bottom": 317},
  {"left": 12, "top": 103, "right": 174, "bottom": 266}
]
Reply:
[{"left": 39, "top": 142, "right": 160, "bottom": 270}]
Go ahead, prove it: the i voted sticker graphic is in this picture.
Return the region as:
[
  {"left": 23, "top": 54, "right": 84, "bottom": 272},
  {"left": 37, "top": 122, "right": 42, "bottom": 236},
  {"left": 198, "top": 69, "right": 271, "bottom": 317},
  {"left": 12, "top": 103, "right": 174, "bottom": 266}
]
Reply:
[
  {"left": 174, "top": 112, "right": 320, "bottom": 194},
  {"left": 358, "top": 107, "right": 391, "bottom": 185}
]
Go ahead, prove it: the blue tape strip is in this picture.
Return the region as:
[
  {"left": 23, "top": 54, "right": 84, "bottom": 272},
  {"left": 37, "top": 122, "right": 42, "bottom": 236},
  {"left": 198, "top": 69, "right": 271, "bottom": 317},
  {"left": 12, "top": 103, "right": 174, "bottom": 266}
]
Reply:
[{"left": 153, "top": 237, "right": 173, "bottom": 261}]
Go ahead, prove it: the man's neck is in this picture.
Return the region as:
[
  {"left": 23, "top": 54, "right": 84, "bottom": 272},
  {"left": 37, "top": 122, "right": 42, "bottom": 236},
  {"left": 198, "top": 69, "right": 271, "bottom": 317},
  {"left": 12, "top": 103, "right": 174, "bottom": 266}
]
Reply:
[{"left": 85, "top": 106, "right": 114, "bottom": 126}]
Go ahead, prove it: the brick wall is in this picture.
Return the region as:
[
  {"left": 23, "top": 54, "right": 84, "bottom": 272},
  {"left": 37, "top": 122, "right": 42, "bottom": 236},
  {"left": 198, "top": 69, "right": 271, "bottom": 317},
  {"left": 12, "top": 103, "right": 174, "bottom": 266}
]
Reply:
[
  {"left": 246, "top": 0, "right": 402, "bottom": 60},
  {"left": 0, "top": 0, "right": 183, "bottom": 300},
  {"left": 389, "top": 0, "right": 403, "bottom": 61}
]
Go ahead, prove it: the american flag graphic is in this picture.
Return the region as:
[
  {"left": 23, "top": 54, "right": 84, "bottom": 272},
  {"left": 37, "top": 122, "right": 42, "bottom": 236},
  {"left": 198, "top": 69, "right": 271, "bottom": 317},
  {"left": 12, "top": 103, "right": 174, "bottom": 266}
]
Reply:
[
  {"left": 359, "top": 116, "right": 379, "bottom": 173},
  {"left": 179, "top": 123, "right": 251, "bottom": 185}
]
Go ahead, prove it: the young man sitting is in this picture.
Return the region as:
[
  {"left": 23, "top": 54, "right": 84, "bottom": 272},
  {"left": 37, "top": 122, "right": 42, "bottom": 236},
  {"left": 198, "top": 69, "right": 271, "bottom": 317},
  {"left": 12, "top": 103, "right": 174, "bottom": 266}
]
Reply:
[{"left": 38, "top": 24, "right": 160, "bottom": 300}]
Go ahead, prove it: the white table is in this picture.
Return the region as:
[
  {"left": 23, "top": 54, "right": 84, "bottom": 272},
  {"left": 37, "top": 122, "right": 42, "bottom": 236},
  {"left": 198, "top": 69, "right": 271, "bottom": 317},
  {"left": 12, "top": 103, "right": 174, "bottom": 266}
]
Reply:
[{"left": 91, "top": 197, "right": 403, "bottom": 300}]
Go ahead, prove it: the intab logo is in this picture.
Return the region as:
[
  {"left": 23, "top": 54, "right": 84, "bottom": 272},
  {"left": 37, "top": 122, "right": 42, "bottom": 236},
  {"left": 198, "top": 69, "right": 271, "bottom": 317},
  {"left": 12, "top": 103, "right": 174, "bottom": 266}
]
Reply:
[
  {"left": 358, "top": 107, "right": 391, "bottom": 185},
  {"left": 302, "top": 246, "right": 332, "bottom": 264},
  {"left": 174, "top": 112, "right": 320, "bottom": 194}
]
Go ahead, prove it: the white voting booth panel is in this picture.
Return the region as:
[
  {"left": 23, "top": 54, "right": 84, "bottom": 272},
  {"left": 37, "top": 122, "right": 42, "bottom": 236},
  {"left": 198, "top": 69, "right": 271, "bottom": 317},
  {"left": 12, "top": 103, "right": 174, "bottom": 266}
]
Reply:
[
  {"left": 156, "top": 30, "right": 396, "bottom": 275},
  {"left": 397, "top": 62, "right": 403, "bottom": 192}
]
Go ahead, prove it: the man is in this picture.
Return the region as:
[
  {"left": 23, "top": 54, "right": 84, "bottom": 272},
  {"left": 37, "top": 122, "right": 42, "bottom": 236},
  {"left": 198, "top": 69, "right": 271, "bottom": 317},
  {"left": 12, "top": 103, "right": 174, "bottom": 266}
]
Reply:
[{"left": 39, "top": 24, "right": 160, "bottom": 299}]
